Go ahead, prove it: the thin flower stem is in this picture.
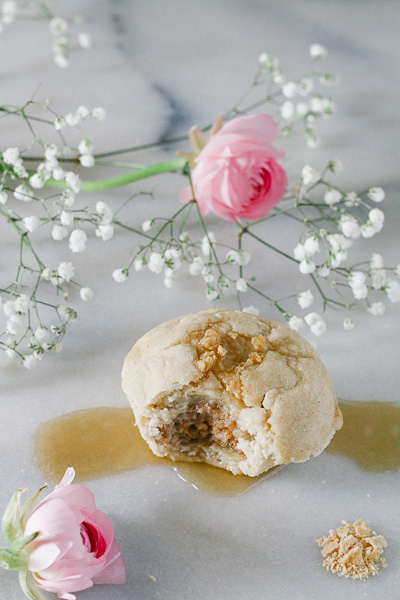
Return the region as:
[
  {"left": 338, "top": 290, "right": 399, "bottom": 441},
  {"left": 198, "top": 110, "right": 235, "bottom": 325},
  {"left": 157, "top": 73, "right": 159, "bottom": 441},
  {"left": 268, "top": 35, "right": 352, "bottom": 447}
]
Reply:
[
  {"left": 43, "top": 158, "right": 187, "bottom": 192},
  {"left": 243, "top": 228, "right": 298, "bottom": 263}
]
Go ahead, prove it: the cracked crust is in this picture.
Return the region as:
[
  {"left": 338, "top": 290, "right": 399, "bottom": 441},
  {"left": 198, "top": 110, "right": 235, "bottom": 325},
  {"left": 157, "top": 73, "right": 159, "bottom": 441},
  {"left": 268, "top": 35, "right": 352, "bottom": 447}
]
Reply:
[{"left": 122, "top": 309, "right": 342, "bottom": 476}]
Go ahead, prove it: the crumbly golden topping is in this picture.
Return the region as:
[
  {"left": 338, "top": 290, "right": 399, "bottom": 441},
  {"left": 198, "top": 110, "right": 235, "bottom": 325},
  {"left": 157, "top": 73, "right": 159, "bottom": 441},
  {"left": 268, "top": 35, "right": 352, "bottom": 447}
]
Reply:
[{"left": 316, "top": 519, "right": 388, "bottom": 580}]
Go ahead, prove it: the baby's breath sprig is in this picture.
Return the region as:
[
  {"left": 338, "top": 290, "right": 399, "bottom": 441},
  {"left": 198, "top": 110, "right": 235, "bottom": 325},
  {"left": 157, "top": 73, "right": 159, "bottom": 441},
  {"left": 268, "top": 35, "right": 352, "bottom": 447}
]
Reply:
[
  {"left": 0, "top": 0, "right": 92, "bottom": 68},
  {"left": 1, "top": 44, "right": 399, "bottom": 370}
]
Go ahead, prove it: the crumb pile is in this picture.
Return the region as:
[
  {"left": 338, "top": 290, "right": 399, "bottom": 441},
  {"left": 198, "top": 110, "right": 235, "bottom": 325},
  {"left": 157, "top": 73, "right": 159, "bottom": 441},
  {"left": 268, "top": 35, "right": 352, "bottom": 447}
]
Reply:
[{"left": 317, "top": 519, "right": 388, "bottom": 579}]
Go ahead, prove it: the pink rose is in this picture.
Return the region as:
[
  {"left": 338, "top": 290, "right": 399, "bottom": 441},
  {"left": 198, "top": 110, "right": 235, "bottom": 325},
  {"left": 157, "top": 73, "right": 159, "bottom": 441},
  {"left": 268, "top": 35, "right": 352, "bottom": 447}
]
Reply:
[
  {"left": 180, "top": 114, "right": 287, "bottom": 221},
  {"left": 23, "top": 468, "right": 126, "bottom": 600}
]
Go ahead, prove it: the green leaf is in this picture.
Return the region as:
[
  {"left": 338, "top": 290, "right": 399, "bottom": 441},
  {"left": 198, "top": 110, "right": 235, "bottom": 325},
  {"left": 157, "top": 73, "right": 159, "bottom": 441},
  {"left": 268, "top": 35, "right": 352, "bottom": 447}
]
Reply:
[
  {"left": 12, "top": 531, "right": 39, "bottom": 553},
  {"left": 18, "top": 570, "right": 48, "bottom": 600},
  {"left": 2, "top": 488, "right": 26, "bottom": 543},
  {"left": 0, "top": 548, "right": 28, "bottom": 570},
  {"left": 20, "top": 486, "right": 47, "bottom": 531}
]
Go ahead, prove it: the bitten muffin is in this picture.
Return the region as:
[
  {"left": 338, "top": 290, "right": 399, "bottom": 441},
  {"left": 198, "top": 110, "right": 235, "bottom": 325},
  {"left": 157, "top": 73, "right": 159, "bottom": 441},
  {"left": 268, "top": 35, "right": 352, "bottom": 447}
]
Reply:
[{"left": 121, "top": 309, "right": 342, "bottom": 476}]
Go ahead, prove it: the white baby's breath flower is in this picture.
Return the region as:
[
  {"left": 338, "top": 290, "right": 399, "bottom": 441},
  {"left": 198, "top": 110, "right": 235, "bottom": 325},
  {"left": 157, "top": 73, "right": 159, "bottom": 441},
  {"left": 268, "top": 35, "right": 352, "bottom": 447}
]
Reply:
[
  {"left": 96, "top": 200, "right": 113, "bottom": 224},
  {"left": 53, "top": 52, "right": 69, "bottom": 69},
  {"left": 60, "top": 210, "right": 74, "bottom": 226},
  {"left": 189, "top": 257, "right": 204, "bottom": 276},
  {"left": 14, "top": 294, "right": 31, "bottom": 314},
  {"left": 34, "top": 327, "right": 50, "bottom": 344},
  {"left": 53, "top": 167, "right": 66, "bottom": 181},
  {"left": 2, "top": 0, "right": 17, "bottom": 25},
  {"left": 348, "top": 271, "right": 368, "bottom": 299},
  {"left": 6, "top": 314, "right": 24, "bottom": 336},
  {"left": 296, "top": 102, "right": 308, "bottom": 116},
  {"left": 370, "top": 269, "right": 386, "bottom": 290},
  {"left": 297, "top": 289, "right": 314, "bottom": 309},
  {"left": 134, "top": 257, "right": 146, "bottom": 272},
  {"left": 226, "top": 249, "right": 251, "bottom": 266},
  {"left": 367, "top": 187, "right": 385, "bottom": 202},
  {"left": 368, "top": 208, "right": 384, "bottom": 232},
  {"left": 309, "top": 43, "right": 327, "bottom": 59},
  {"left": 318, "top": 265, "right": 330, "bottom": 278},
  {"left": 80, "top": 287, "right": 94, "bottom": 301},
  {"left": 367, "top": 302, "right": 386, "bottom": 316},
  {"left": 23, "top": 355, "right": 37, "bottom": 370},
  {"left": 303, "top": 236, "right": 320, "bottom": 256},
  {"left": 328, "top": 158, "right": 343, "bottom": 173},
  {"left": 385, "top": 280, "right": 400, "bottom": 302},
  {"left": 370, "top": 253, "right": 384, "bottom": 269},
  {"left": 343, "top": 317, "right": 355, "bottom": 331},
  {"left": 78, "top": 32, "right": 92, "bottom": 49},
  {"left": 293, "top": 243, "right": 306, "bottom": 261},
  {"left": 394, "top": 265, "right": 400, "bottom": 278},
  {"left": 69, "top": 229, "right": 87, "bottom": 253},
  {"left": 299, "top": 258, "right": 315, "bottom": 274},
  {"left": 339, "top": 214, "right": 361, "bottom": 239},
  {"left": 3, "top": 147, "right": 19, "bottom": 165},
  {"left": 148, "top": 252, "right": 165, "bottom": 274},
  {"left": 51, "top": 224, "right": 68, "bottom": 241},
  {"left": 142, "top": 220, "right": 154, "bottom": 233},
  {"left": 78, "top": 138, "right": 93, "bottom": 155},
  {"left": 95, "top": 224, "right": 114, "bottom": 241},
  {"left": 361, "top": 223, "right": 377, "bottom": 238},
  {"left": 79, "top": 154, "right": 95, "bottom": 168},
  {"left": 40, "top": 268, "right": 52, "bottom": 281},
  {"left": 54, "top": 117, "right": 66, "bottom": 131},
  {"left": 324, "top": 189, "right": 342, "bottom": 205},
  {"left": 29, "top": 173, "right": 45, "bottom": 190},
  {"left": 22, "top": 216, "right": 40, "bottom": 232},
  {"left": 57, "top": 261, "right": 75, "bottom": 282},
  {"left": 304, "top": 312, "right": 327, "bottom": 336},
  {"left": 202, "top": 265, "right": 215, "bottom": 284},
  {"left": 344, "top": 192, "right": 359, "bottom": 207},
  {"left": 282, "top": 82, "right": 297, "bottom": 98},
  {"left": 91, "top": 107, "right": 106, "bottom": 120},
  {"left": 280, "top": 100, "right": 294, "bottom": 121},
  {"left": 287, "top": 315, "right": 305, "bottom": 331},
  {"left": 201, "top": 233, "right": 216, "bottom": 256},
  {"left": 65, "top": 172, "right": 81, "bottom": 193},
  {"left": 14, "top": 184, "right": 34, "bottom": 202},
  {"left": 65, "top": 112, "right": 82, "bottom": 127},
  {"left": 236, "top": 278, "right": 248, "bottom": 292},
  {"left": 49, "top": 17, "right": 68, "bottom": 36},
  {"left": 165, "top": 248, "right": 182, "bottom": 271},
  {"left": 113, "top": 269, "right": 127, "bottom": 283},
  {"left": 3, "top": 300, "right": 16, "bottom": 317},
  {"left": 0, "top": 190, "right": 8, "bottom": 205},
  {"left": 301, "top": 165, "right": 319, "bottom": 185},
  {"left": 206, "top": 287, "right": 218, "bottom": 301},
  {"left": 242, "top": 305, "right": 259, "bottom": 316}
]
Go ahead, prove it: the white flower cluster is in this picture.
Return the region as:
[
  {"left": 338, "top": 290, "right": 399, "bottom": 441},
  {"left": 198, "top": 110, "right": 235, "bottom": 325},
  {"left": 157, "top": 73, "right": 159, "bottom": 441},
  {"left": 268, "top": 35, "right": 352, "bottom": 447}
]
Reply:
[
  {"left": 49, "top": 16, "right": 92, "bottom": 69},
  {"left": 0, "top": 2, "right": 92, "bottom": 67},
  {"left": 258, "top": 44, "right": 336, "bottom": 148}
]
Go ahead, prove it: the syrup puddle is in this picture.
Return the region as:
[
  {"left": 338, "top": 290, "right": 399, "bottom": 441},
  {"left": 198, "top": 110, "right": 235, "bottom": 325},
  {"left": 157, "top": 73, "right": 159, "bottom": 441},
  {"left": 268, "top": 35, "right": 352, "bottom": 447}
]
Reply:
[
  {"left": 32, "top": 401, "right": 400, "bottom": 497},
  {"left": 326, "top": 400, "right": 400, "bottom": 471},
  {"left": 32, "top": 407, "right": 277, "bottom": 496}
]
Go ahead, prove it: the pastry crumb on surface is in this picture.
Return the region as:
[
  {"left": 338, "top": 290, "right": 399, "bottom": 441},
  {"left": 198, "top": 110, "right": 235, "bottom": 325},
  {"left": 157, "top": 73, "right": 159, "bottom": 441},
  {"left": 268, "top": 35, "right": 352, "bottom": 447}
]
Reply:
[{"left": 316, "top": 519, "right": 388, "bottom": 580}]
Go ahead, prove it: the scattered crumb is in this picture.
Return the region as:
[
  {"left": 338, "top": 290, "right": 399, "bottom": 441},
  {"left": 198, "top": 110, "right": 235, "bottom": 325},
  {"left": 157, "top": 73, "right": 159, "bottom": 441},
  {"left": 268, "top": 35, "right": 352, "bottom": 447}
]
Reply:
[
  {"left": 148, "top": 574, "right": 157, "bottom": 582},
  {"left": 316, "top": 519, "right": 388, "bottom": 580}
]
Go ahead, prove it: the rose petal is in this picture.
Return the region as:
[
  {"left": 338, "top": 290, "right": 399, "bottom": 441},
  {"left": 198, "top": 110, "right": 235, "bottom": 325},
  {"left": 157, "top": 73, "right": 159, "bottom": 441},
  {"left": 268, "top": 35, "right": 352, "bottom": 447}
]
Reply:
[
  {"left": 93, "top": 540, "right": 126, "bottom": 585},
  {"left": 28, "top": 542, "right": 61, "bottom": 571}
]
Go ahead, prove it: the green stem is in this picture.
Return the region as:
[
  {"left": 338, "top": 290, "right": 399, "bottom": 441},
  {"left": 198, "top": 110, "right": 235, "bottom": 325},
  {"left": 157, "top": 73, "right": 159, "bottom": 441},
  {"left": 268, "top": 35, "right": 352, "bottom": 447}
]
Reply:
[{"left": 44, "top": 158, "right": 187, "bottom": 192}]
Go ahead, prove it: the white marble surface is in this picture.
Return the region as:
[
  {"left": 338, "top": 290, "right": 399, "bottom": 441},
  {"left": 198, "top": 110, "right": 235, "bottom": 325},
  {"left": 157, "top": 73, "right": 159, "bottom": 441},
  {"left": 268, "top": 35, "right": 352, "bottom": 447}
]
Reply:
[{"left": 1, "top": 1, "right": 400, "bottom": 599}]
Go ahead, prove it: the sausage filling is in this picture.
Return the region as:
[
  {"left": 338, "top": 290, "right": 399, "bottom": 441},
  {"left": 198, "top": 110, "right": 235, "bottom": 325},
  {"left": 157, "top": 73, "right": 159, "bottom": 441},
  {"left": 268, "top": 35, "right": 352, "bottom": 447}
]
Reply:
[{"left": 160, "top": 401, "right": 238, "bottom": 450}]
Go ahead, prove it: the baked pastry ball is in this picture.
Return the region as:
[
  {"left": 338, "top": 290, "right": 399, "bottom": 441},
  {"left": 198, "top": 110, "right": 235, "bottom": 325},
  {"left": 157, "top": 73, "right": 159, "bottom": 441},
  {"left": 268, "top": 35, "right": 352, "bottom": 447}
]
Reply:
[{"left": 122, "top": 309, "right": 342, "bottom": 476}]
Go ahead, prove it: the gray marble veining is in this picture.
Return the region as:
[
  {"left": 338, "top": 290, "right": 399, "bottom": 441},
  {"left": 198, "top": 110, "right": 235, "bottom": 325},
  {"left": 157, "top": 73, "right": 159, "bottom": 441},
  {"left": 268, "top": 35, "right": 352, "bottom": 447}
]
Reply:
[{"left": 1, "top": 1, "right": 399, "bottom": 599}]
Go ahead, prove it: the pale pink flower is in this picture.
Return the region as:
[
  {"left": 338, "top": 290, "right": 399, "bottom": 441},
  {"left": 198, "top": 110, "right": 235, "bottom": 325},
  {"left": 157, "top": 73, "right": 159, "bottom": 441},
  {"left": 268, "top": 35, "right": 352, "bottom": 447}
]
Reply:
[
  {"left": 180, "top": 114, "right": 287, "bottom": 222},
  {"left": 24, "top": 468, "right": 126, "bottom": 599}
]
